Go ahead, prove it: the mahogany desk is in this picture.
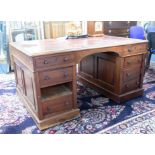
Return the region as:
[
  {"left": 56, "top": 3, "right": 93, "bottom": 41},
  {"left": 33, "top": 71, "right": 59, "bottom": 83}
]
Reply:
[{"left": 10, "top": 36, "right": 148, "bottom": 130}]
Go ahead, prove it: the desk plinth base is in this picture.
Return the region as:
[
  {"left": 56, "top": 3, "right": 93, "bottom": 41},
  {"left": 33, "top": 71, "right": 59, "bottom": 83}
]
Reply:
[
  {"left": 16, "top": 88, "right": 80, "bottom": 130},
  {"left": 78, "top": 75, "right": 144, "bottom": 103}
]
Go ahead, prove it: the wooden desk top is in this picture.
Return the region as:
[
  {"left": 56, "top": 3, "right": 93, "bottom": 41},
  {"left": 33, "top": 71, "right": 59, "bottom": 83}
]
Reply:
[{"left": 10, "top": 35, "right": 147, "bottom": 57}]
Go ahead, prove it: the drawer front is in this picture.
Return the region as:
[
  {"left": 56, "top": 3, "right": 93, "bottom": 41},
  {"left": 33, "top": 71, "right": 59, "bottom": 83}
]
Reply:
[
  {"left": 122, "top": 44, "right": 147, "bottom": 55},
  {"left": 124, "top": 55, "right": 142, "bottom": 68},
  {"left": 43, "top": 94, "right": 73, "bottom": 116},
  {"left": 104, "top": 29, "right": 129, "bottom": 37},
  {"left": 121, "top": 79, "right": 140, "bottom": 93},
  {"left": 35, "top": 54, "right": 75, "bottom": 68},
  {"left": 104, "top": 21, "right": 130, "bottom": 29},
  {"left": 39, "top": 67, "right": 73, "bottom": 87},
  {"left": 123, "top": 67, "right": 141, "bottom": 82},
  {"left": 104, "top": 21, "right": 137, "bottom": 29}
]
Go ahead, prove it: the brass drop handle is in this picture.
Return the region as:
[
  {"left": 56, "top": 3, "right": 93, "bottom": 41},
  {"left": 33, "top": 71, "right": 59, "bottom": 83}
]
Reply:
[
  {"left": 44, "top": 75, "right": 50, "bottom": 80},
  {"left": 64, "top": 57, "right": 69, "bottom": 61},
  {"left": 44, "top": 59, "right": 48, "bottom": 64}
]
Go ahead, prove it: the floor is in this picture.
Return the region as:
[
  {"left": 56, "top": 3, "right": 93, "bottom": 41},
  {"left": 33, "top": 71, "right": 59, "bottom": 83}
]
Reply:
[
  {"left": 0, "top": 62, "right": 155, "bottom": 133},
  {"left": 0, "top": 64, "right": 10, "bottom": 74},
  {"left": 152, "top": 54, "right": 155, "bottom": 61}
]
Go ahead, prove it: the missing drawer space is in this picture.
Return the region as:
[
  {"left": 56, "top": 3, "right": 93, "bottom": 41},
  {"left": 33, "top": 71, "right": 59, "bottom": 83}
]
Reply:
[{"left": 41, "top": 83, "right": 72, "bottom": 101}]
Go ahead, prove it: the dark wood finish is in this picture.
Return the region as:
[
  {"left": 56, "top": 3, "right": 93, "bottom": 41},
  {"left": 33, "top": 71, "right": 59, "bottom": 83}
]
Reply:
[
  {"left": 79, "top": 53, "right": 145, "bottom": 102},
  {"left": 39, "top": 67, "right": 73, "bottom": 88},
  {"left": 87, "top": 21, "right": 137, "bottom": 38},
  {"left": 35, "top": 54, "right": 75, "bottom": 69},
  {"left": 42, "top": 94, "right": 73, "bottom": 116},
  {"left": 122, "top": 67, "right": 141, "bottom": 82},
  {"left": 87, "top": 21, "right": 104, "bottom": 37},
  {"left": 103, "top": 21, "right": 137, "bottom": 37},
  {"left": 123, "top": 55, "right": 142, "bottom": 68},
  {"left": 10, "top": 35, "right": 148, "bottom": 130},
  {"left": 79, "top": 55, "right": 95, "bottom": 78}
]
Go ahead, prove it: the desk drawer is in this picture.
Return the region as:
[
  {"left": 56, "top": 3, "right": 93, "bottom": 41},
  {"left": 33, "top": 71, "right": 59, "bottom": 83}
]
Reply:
[
  {"left": 39, "top": 67, "right": 73, "bottom": 88},
  {"left": 42, "top": 94, "right": 73, "bottom": 116},
  {"left": 104, "top": 29, "right": 129, "bottom": 36},
  {"left": 121, "top": 79, "right": 140, "bottom": 93},
  {"left": 123, "top": 67, "right": 141, "bottom": 82},
  {"left": 124, "top": 55, "right": 142, "bottom": 68},
  {"left": 122, "top": 44, "right": 147, "bottom": 55},
  {"left": 35, "top": 54, "right": 75, "bottom": 68},
  {"left": 104, "top": 21, "right": 130, "bottom": 29}
]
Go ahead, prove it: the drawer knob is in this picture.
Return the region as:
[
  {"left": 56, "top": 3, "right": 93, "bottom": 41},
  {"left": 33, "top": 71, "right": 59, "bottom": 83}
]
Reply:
[
  {"left": 138, "top": 59, "right": 141, "bottom": 63},
  {"left": 44, "top": 75, "right": 50, "bottom": 80},
  {"left": 65, "top": 102, "right": 70, "bottom": 106},
  {"left": 136, "top": 81, "right": 140, "bottom": 85},
  {"left": 127, "top": 61, "right": 131, "bottom": 65},
  {"left": 46, "top": 107, "right": 52, "bottom": 113},
  {"left": 128, "top": 48, "right": 132, "bottom": 52},
  {"left": 44, "top": 59, "right": 48, "bottom": 64},
  {"left": 64, "top": 71, "right": 68, "bottom": 77},
  {"left": 64, "top": 57, "right": 69, "bottom": 61},
  {"left": 125, "top": 84, "right": 129, "bottom": 88},
  {"left": 126, "top": 73, "right": 130, "bottom": 77}
]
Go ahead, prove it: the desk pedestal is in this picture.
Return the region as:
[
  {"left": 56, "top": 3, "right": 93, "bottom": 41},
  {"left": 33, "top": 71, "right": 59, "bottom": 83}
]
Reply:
[{"left": 78, "top": 53, "right": 145, "bottom": 103}]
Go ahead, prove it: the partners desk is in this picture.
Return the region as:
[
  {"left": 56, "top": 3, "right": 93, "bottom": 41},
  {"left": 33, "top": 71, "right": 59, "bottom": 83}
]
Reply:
[{"left": 10, "top": 36, "right": 148, "bottom": 130}]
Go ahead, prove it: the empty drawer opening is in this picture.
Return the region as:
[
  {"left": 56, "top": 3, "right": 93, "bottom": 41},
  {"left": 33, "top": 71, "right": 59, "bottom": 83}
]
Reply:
[{"left": 41, "top": 82, "right": 72, "bottom": 101}]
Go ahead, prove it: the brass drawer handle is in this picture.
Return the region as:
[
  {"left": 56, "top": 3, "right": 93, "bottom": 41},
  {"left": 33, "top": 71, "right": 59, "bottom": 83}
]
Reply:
[
  {"left": 64, "top": 57, "right": 69, "bottom": 61},
  {"left": 44, "top": 75, "right": 50, "bottom": 80},
  {"left": 43, "top": 59, "right": 48, "bottom": 64}
]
